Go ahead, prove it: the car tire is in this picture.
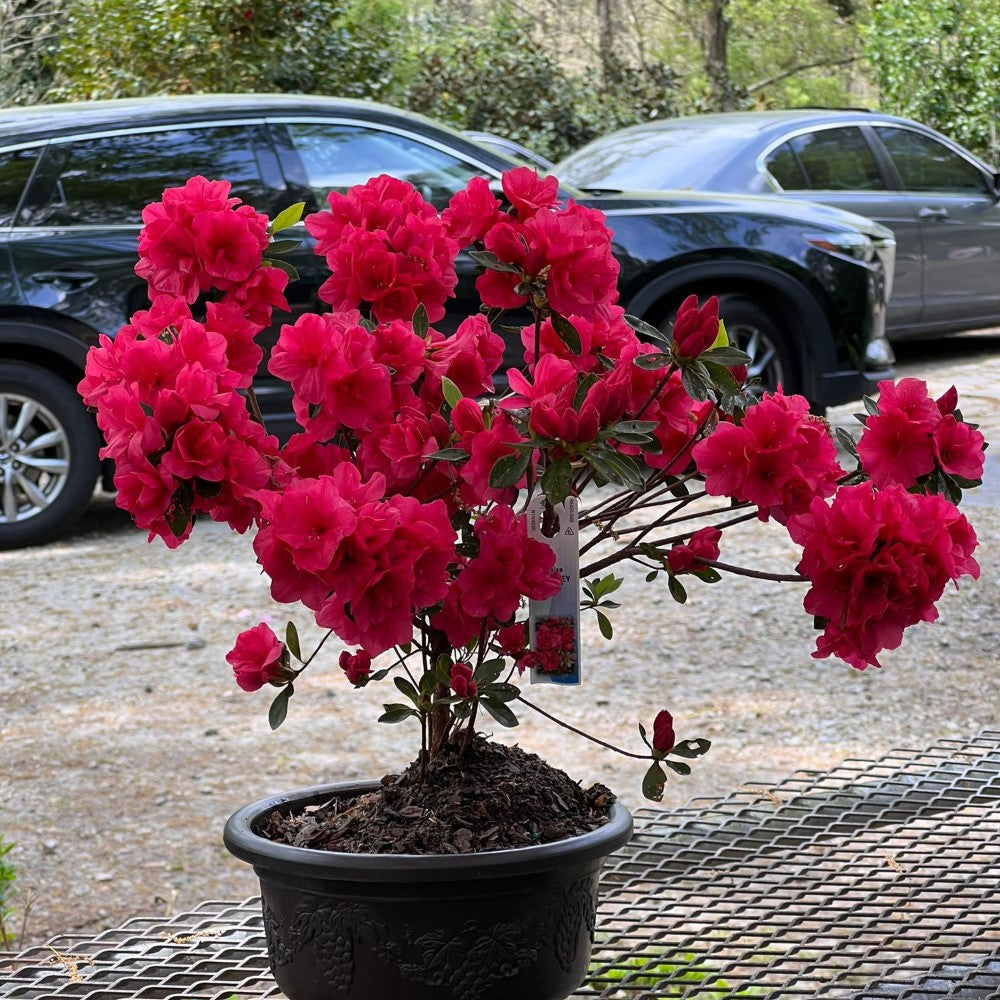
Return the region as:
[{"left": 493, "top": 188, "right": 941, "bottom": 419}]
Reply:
[
  {"left": 0, "top": 361, "right": 100, "bottom": 549},
  {"left": 716, "top": 295, "right": 799, "bottom": 397}
]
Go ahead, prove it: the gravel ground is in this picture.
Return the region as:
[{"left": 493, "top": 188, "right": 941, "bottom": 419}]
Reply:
[{"left": 1, "top": 338, "right": 998, "bottom": 948}]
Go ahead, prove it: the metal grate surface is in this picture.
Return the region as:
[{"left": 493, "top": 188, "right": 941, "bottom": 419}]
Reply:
[{"left": 1, "top": 730, "right": 997, "bottom": 999}]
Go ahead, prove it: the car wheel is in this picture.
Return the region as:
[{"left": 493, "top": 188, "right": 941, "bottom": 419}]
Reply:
[
  {"left": 717, "top": 295, "right": 799, "bottom": 397},
  {"left": 0, "top": 362, "right": 100, "bottom": 549}
]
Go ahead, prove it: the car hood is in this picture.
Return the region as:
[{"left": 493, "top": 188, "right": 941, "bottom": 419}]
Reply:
[{"left": 574, "top": 187, "right": 895, "bottom": 240}]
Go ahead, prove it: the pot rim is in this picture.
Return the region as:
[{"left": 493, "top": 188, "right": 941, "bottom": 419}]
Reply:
[{"left": 223, "top": 779, "right": 634, "bottom": 882}]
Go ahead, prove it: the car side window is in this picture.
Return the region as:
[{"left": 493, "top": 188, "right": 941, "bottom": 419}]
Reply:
[
  {"left": 23, "top": 126, "right": 274, "bottom": 227},
  {"left": 877, "top": 127, "right": 988, "bottom": 194},
  {"left": 0, "top": 147, "right": 40, "bottom": 226},
  {"left": 788, "top": 127, "right": 885, "bottom": 191},
  {"left": 283, "top": 122, "right": 484, "bottom": 211},
  {"left": 763, "top": 142, "right": 808, "bottom": 190}
]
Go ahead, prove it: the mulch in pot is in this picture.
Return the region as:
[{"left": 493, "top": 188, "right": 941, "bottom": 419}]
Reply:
[{"left": 259, "top": 737, "right": 615, "bottom": 855}]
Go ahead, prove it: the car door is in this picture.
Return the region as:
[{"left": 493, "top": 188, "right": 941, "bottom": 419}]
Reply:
[
  {"left": 872, "top": 124, "right": 1000, "bottom": 330},
  {"left": 763, "top": 125, "right": 925, "bottom": 329},
  {"left": 268, "top": 118, "right": 500, "bottom": 334},
  {"left": 0, "top": 146, "right": 42, "bottom": 309}
]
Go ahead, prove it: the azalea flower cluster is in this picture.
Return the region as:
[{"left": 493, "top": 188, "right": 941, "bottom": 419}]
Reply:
[{"left": 79, "top": 166, "right": 986, "bottom": 799}]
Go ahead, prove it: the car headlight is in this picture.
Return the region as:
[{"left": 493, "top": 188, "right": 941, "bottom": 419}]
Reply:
[{"left": 805, "top": 231, "right": 876, "bottom": 263}]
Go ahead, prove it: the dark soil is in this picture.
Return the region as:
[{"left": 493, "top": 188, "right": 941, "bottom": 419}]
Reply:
[{"left": 260, "top": 737, "right": 615, "bottom": 854}]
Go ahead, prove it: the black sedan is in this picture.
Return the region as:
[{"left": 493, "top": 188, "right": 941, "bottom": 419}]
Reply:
[
  {"left": 556, "top": 109, "right": 1000, "bottom": 342},
  {"left": 0, "top": 94, "right": 895, "bottom": 547}
]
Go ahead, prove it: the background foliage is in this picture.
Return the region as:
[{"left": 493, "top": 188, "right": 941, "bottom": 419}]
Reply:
[
  {"left": 861, "top": 0, "right": 1000, "bottom": 164},
  {"left": 1, "top": 0, "right": 997, "bottom": 164}
]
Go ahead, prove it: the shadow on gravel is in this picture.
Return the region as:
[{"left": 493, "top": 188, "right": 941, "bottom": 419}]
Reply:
[
  {"left": 892, "top": 328, "right": 1000, "bottom": 366},
  {"left": 70, "top": 492, "right": 141, "bottom": 543}
]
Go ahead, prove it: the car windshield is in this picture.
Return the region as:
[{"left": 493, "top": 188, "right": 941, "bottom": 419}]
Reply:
[{"left": 557, "top": 124, "right": 752, "bottom": 190}]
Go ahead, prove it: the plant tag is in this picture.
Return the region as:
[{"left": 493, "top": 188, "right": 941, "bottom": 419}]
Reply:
[{"left": 526, "top": 494, "right": 581, "bottom": 685}]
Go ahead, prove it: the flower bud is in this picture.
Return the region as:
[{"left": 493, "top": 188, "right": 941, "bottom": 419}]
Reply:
[
  {"left": 671, "top": 295, "right": 721, "bottom": 360},
  {"left": 652, "top": 710, "right": 676, "bottom": 754}
]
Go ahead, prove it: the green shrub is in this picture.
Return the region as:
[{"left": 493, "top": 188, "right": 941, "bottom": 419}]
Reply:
[{"left": 0, "top": 835, "right": 15, "bottom": 949}]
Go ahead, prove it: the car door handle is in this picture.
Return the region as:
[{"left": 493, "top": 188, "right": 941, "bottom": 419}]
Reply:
[
  {"left": 32, "top": 269, "right": 99, "bottom": 291},
  {"left": 917, "top": 206, "right": 949, "bottom": 221}
]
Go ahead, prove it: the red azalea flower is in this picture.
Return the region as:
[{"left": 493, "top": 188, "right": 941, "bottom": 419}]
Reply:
[
  {"left": 339, "top": 649, "right": 372, "bottom": 686},
  {"left": 693, "top": 390, "right": 843, "bottom": 521},
  {"left": 226, "top": 623, "right": 290, "bottom": 692},
  {"left": 449, "top": 661, "right": 478, "bottom": 698}
]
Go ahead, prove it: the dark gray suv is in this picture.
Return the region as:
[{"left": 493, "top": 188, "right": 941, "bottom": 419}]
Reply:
[
  {"left": 0, "top": 95, "right": 895, "bottom": 548},
  {"left": 556, "top": 109, "right": 1000, "bottom": 342}
]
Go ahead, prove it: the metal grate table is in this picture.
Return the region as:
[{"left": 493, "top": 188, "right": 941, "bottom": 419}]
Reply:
[{"left": 2, "top": 730, "right": 998, "bottom": 999}]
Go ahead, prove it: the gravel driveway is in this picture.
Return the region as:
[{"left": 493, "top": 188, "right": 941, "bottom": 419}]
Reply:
[{"left": 2, "top": 335, "right": 998, "bottom": 948}]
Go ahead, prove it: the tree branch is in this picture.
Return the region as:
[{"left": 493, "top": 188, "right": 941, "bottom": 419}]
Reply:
[{"left": 746, "top": 54, "right": 858, "bottom": 95}]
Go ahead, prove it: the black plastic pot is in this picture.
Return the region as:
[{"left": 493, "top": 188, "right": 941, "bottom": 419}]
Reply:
[{"left": 224, "top": 780, "right": 633, "bottom": 1000}]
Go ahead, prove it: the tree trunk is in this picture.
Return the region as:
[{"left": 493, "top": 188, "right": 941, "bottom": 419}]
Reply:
[
  {"left": 596, "top": 0, "right": 619, "bottom": 86},
  {"left": 705, "top": 0, "right": 739, "bottom": 110}
]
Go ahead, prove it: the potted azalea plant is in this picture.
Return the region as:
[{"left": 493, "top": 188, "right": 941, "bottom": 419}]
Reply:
[{"left": 79, "top": 167, "right": 985, "bottom": 1000}]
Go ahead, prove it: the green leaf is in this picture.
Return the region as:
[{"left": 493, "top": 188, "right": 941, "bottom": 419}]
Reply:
[
  {"left": 693, "top": 567, "right": 722, "bottom": 584},
  {"left": 701, "top": 345, "right": 751, "bottom": 367},
  {"left": 468, "top": 249, "right": 521, "bottom": 274},
  {"left": 481, "top": 682, "right": 520, "bottom": 702},
  {"left": 586, "top": 448, "right": 645, "bottom": 490},
  {"left": 663, "top": 758, "right": 692, "bottom": 775},
  {"left": 642, "top": 761, "right": 667, "bottom": 801},
  {"left": 681, "top": 361, "right": 713, "bottom": 402},
  {"left": 633, "top": 352, "right": 673, "bottom": 371},
  {"left": 489, "top": 449, "right": 532, "bottom": 488},
  {"left": 412, "top": 303, "right": 429, "bottom": 339},
  {"left": 541, "top": 455, "right": 573, "bottom": 505},
  {"left": 595, "top": 609, "right": 614, "bottom": 640},
  {"left": 268, "top": 683, "right": 293, "bottom": 731},
  {"left": 480, "top": 696, "right": 519, "bottom": 728},
  {"left": 668, "top": 575, "right": 688, "bottom": 605},
  {"left": 670, "top": 738, "right": 712, "bottom": 759},
  {"left": 378, "top": 703, "right": 418, "bottom": 724},
  {"left": 667, "top": 477, "right": 690, "bottom": 498},
  {"left": 625, "top": 313, "right": 671, "bottom": 349},
  {"left": 645, "top": 570, "right": 659, "bottom": 583},
  {"left": 587, "top": 573, "right": 624, "bottom": 599},
  {"left": 418, "top": 670, "right": 438, "bottom": 696},
  {"left": 285, "top": 621, "right": 301, "bottom": 662},
  {"left": 394, "top": 676, "right": 420, "bottom": 705},
  {"left": 265, "top": 238, "right": 300, "bottom": 256},
  {"left": 440, "top": 376, "right": 462, "bottom": 408},
  {"left": 473, "top": 658, "right": 507, "bottom": 686},
  {"left": 426, "top": 448, "right": 468, "bottom": 463},
  {"left": 269, "top": 201, "right": 305, "bottom": 234},
  {"left": 550, "top": 313, "right": 582, "bottom": 355},
  {"left": 572, "top": 373, "right": 600, "bottom": 410},
  {"left": 638, "top": 721, "right": 651, "bottom": 749},
  {"left": 863, "top": 394, "right": 880, "bottom": 416},
  {"left": 835, "top": 427, "right": 859, "bottom": 458},
  {"left": 262, "top": 257, "right": 300, "bottom": 281}
]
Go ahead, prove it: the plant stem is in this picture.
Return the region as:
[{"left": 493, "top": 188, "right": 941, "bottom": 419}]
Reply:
[
  {"left": 516, "top": 695, "right": 650, "bottom": 760},
  {"left": 245, "top": 384, "right": 265, "bottom": 428},
  {"left": 704, "top": 559, "right": 807, "bottom": 583}
]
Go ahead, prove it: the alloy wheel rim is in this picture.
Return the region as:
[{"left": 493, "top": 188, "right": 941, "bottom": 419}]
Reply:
[
  {"left": 728, "top": 322, "right": 785, "bottom": 393},
  {"left": 0, "top": 392, "right": 71, "bottom": 523}
]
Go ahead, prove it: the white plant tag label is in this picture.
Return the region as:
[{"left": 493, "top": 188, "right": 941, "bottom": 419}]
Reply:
[{"left": 526, "top": 494, "right": 581, "bottom": 685}]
